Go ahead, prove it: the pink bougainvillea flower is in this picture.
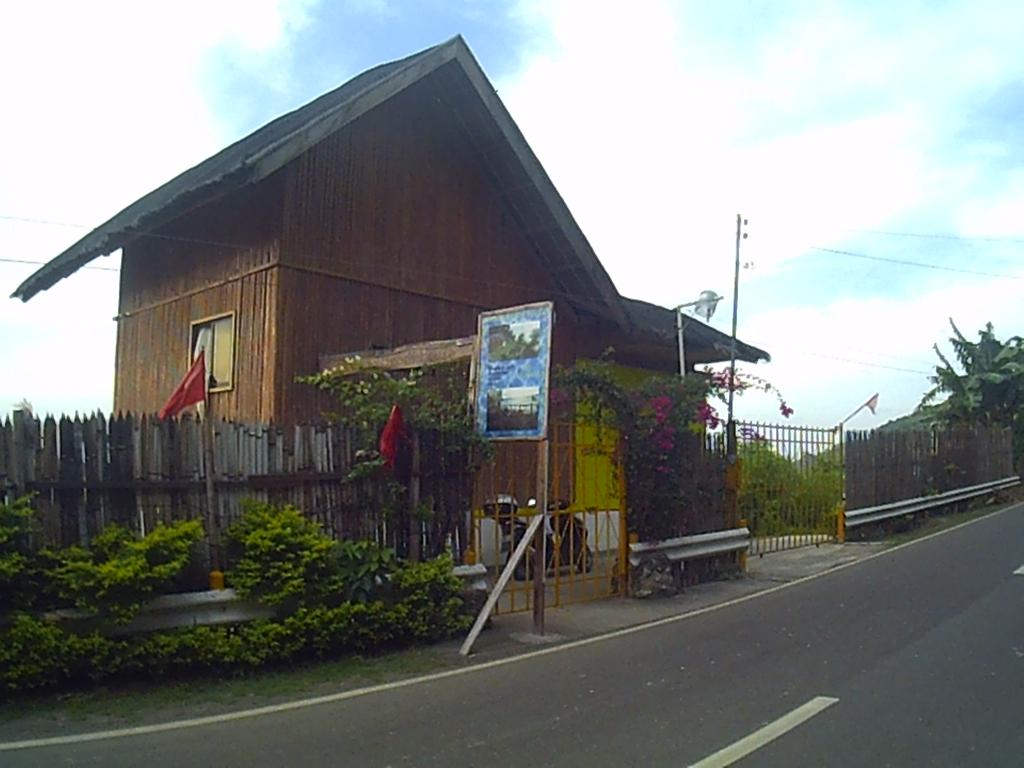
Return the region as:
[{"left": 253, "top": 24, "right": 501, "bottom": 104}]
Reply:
[
  {"left": 696, "top": 401, "right": 721, "bottom": 429},
  {"left": 648, "top": 395, "right": 673, "bottom": 423}
]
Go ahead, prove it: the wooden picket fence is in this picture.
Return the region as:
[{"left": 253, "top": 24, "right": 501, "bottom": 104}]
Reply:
[
  {"left": 844, "top": 424, "right": 1015, "bottom": 509},
  {"left": 0, "top": 410, "right": 472, "bottom": 563}
]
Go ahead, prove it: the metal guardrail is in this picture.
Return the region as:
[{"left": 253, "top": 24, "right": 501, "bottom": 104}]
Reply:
[
  {"left": 44, "top": 565, "right": 492, "bottom": 637},
  {"left": 45, "top": 589, "right": 275, "bottom": 636},
  {"left": 629, "top": 527, "right": 751, "bottom": 566},
  {"left": 844, "top": 476, "right": 1020, "bottom": 529}
]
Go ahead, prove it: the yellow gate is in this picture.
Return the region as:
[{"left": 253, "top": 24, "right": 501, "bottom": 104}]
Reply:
[
  {"left": 471, "top": 421, "right": 627, "bottom": 614},
  {"left": 737, "top": 422, "right": 843, "bottom": 555}
]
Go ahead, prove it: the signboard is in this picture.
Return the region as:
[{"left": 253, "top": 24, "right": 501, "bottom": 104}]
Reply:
[{"left": 474, "top": 302, "right": 554, "bottom": 440}]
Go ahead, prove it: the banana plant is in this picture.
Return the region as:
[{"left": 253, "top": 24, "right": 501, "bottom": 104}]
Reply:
[{"left": 921, "top": 320, "right": 1024, "bottom": 466}]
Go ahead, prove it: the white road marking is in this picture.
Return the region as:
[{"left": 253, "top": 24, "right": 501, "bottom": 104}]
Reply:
[
  {"left": 0, "top": 501, "right": 1019, "bottom": 753},
  {"left": 689, "top": 696, "right": 839, "bottom": 768},
  {"left": 1013, "top": 565, "right": 1024, "bottom": 576}
]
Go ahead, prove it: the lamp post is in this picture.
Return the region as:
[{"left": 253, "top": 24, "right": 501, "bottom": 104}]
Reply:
[{"left": 675, "top": 290, "right": 723, "bottom": 378}]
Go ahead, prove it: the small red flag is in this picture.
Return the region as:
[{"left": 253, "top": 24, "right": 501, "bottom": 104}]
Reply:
[
  {"left": 158, "top": 354, "right": 207, "bottom": 420},
  {"left": 379, "top": 404, "right": 405, "bottom": 470}
]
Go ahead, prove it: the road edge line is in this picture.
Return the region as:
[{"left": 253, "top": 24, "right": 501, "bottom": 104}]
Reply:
[{"left": 2, "top": 500, "right": 1019, "bottom": 752}]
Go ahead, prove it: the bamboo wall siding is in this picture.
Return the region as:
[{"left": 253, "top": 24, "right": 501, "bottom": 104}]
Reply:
[
  {"left": 114, "top": 269, "right": 279, "bottom": 422},
  {"left": 118, "top": 175, "right": 284, "bottom": 313},
  {"left": 114, "top": 176, "right": 284, "bottom": 421},
  {"left": 279, "top": 78, "right": 556, "bottom": 313}
]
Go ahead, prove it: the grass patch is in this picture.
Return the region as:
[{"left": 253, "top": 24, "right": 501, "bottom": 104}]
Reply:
[{"left": 0, "top": 645, "right": 455, "bottom": 740}]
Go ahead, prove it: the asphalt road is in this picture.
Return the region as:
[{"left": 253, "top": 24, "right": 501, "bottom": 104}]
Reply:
[{"left": 6, "top": 504, "right": 1023, "bottom": 767}]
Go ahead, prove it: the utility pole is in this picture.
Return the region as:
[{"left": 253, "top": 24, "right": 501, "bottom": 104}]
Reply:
[
  {"left": 725, "top": 214, "right": 747, "bottom": 534},
  {"left": 727, "top": 214, "right": 747, "bottom": 463}
]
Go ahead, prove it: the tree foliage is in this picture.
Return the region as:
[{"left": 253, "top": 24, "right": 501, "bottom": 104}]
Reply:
[{"left": 922, "top": 319, "right": 1024, "bottom": 466}]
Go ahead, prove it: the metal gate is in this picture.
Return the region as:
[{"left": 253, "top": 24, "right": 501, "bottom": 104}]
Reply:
[
  {"left": 737, "top": 422, "right": 843, "bottom": 555},
  {"left": 470, "top": 421, "right": 627, "bottom": 614}
]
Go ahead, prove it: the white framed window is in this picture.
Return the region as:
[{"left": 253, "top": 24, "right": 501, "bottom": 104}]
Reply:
[{"left": 189, "top": 312, "right": 235, "bottom": 392}]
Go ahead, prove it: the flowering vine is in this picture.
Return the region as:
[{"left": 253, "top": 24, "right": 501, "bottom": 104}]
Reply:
[
  {"left": 555, "top": 358, "right": 794, "bottom": 542},
  {"left": 697, "top": 367, "right": 794, "bottom": 428}
]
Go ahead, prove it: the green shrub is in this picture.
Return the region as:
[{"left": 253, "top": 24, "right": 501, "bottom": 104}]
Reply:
[
  {"left": 335, "top": 539, "right": 397, "bottom": 603},
  {"left": 0, "top": 496, "right": 57, "bottom": 614},
  {"left": 51, "top": 520, "right": 204, "bottom": 623},
  {"left": 227, "top": 502, "right": 396, "bottom": 608},
  {"left": 388, "top": 554, "right": 469, "bottom": 642},
  {"left": 227, "top": 502, "right": 338, "bottom": 607},
  {"left": 0, "top": 614, "right": 70, "bottom": 692},
  {"left": 0, "top": 554, "right": 469, "bottom": 697}
]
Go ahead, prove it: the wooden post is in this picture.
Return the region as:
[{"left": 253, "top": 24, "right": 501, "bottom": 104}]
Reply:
[
  {"left": 409, "top": 430, "right": 421, "bottom": 563},
  {"left": 200, "top": 401, "right": 221, "bottom": 579},
  {"left": 10, "top": 408, "right": 28, "bottom": 496},
  {"left": 532, "top": 438, "right": 549, "bottom": 635}
]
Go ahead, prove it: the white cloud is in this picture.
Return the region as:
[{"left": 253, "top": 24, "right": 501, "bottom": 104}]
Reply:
[
  {"left": 716, "top": 271, "right": 1022, "bottom": 427},
  {"left": 0, "top": 0, "right": 314, "bottom": 417},
  {"left": 497, "top": 0, "right": 1024, "bottom": 427}
]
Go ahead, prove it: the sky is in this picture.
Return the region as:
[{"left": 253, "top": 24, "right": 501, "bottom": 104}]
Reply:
[{"left": 2, "top": 0, "right": 1023, "bottom": 428}]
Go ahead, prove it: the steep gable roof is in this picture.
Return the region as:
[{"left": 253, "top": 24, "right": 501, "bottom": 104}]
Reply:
[
  {"left": 12, "top": 36, "right": 626, "bottom": 328},
  {"left": 12, "top": 36, "right": 769, "bottom": 366}
]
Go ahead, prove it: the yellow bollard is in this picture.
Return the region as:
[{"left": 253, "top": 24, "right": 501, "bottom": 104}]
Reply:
[
  {"left": 836, "top": 502, "right": 846, "bottom": 544},
  {"left": 209, "top": 570, "right": 225, "bottom": 590}
]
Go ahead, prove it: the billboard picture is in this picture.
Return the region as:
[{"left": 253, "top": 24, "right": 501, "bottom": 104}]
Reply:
[{"left": 475, "top": 302, "right": 553, "bottom": 440}]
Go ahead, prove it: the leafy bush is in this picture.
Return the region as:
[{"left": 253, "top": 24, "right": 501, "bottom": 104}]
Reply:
[
  {"left": 0, "top": 554, "right": 470, "bottom": 697},
  {"left": 227, "top": 502, "right": 338, "bottom": 607},
  {"left": 0, "top": 614, "right": 70, "bottom": 692},
  {"left": 387, "top": 554, "right": 469, "bottom": 642},
  {"left": 51, "top": 520, "right": 204, "bottom": 623},
  {"left": 0, "top": 496, "right": 57, "bottom": 613},
  {"left": 335, "top": 539, "right": 397, "bottom": 603},
  {"left": 227, "top": 502, "right": 396, "bottom": 608}
]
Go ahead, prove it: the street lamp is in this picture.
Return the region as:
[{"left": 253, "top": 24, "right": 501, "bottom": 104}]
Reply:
[{"left": 675, "top": 290, "right": 723, "bottom": 377}]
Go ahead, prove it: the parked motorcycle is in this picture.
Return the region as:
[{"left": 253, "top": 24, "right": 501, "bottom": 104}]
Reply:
[{"left": 482, "top": 495, "right": 593, "bottom": 581}]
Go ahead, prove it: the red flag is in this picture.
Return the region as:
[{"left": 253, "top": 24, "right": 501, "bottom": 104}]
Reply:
[
  {"left": 158, "top": 354, "right": 207, "bottom": 420},
  {"left": 379, "top": 404, "right": 405, "bottom": 470}
]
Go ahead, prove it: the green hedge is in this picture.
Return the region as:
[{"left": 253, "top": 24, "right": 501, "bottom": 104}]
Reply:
[
  {"left": 0, "top": 555, "right": 470, "bottom": 696},
  {"left": 0, "top": 497, "right": 472, "bottom": 698}
]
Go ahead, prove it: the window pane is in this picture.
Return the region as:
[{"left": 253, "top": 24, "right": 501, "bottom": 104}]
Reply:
[{"left": 211, "top": 316, "right": 234, "bottom": 387}]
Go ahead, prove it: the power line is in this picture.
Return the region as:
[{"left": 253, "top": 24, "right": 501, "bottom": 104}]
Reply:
[
  {"left": 0, "top": 257, "right": 119, "bottom": 272},
  {"left": 808, "top": 246, "right": 1024, "bottom": 281},
  {"left": 0, "top": 214, "right": 87, "bottom": 229},
  {"left": 0, "top": 214, "right": 249, "bottom": 252},
  {"left": 778, "top": 347, "right": 932, "bottom": 375},
  {"left": 846, "top": 228, "right": 1024, "bottom": 245}
]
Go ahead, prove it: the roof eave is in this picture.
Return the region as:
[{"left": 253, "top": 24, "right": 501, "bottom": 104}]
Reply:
[{"left": 12, "top": 38, "right": 464, "bottom": 302}]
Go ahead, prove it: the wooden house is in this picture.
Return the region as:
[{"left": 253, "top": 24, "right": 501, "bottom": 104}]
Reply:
[{"left": 14, "top": 36, "right": 768, "bottom": 425}]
